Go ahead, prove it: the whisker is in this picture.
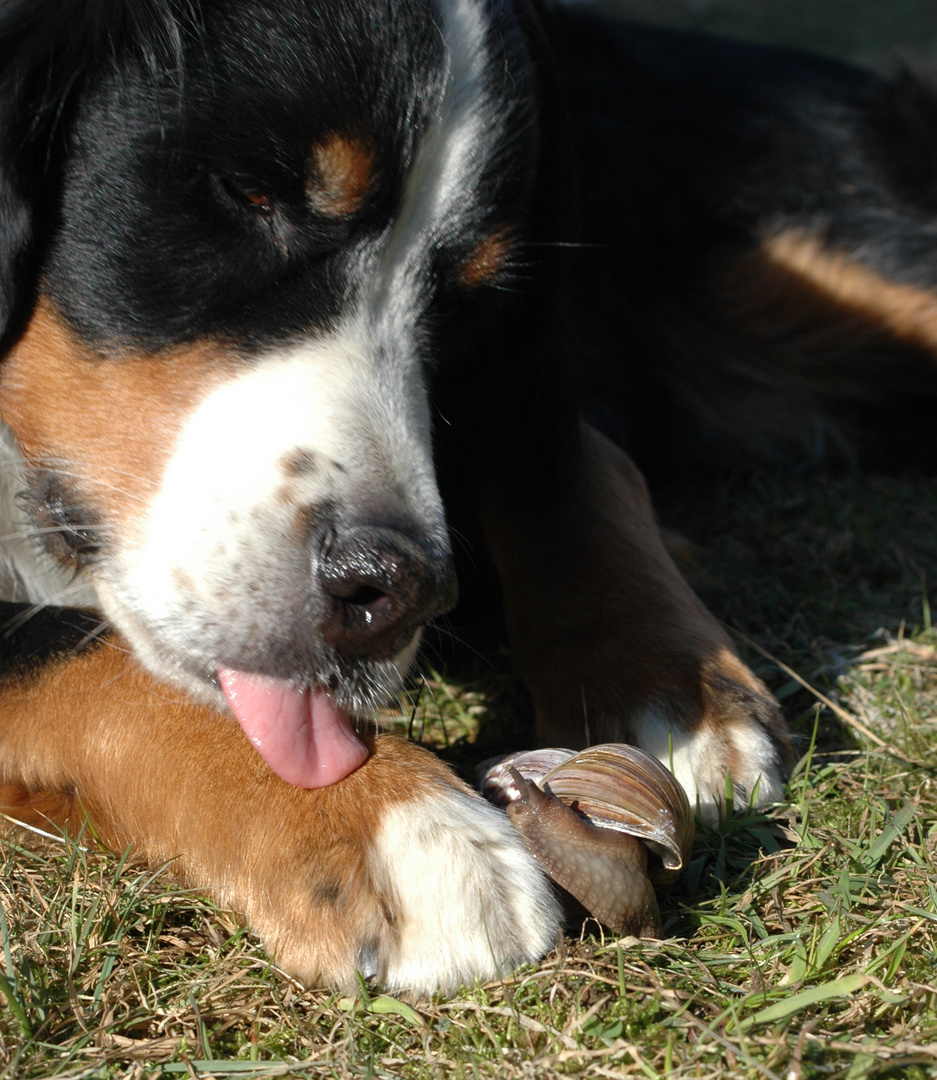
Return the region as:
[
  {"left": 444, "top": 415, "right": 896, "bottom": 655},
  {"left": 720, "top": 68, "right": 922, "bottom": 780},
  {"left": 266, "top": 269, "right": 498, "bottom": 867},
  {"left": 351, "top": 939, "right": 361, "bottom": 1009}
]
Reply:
[
  {"left": 524, "top": 240, "right": 611, "bottom": 249},
  {"left": 10, "top": 460, "right": 155, "bottom": 506},
  {"left": 73, "top": 619, "right": 111, "bottom": 651},
  {"left": 0, "top": 524, "right": 103, "bottom": 544},
  {"left": 405, "top": 675, "right": 427, "bottom": 742},
  {"left": 0, "top": 598, "right": 103, "bottom": 640}
]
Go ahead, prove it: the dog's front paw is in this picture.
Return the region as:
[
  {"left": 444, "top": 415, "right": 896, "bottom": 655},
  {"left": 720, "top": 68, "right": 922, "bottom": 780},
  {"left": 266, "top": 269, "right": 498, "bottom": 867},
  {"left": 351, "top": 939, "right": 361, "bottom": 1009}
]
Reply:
[
  {"left": 246, "top": 736, "right": 560, "bottom": 994},
  {"left": 366, "top": 782, "right": 561, "bottom": 991},
  {"left": 632, "top": 648, "right": 790, "bottom": 822}
]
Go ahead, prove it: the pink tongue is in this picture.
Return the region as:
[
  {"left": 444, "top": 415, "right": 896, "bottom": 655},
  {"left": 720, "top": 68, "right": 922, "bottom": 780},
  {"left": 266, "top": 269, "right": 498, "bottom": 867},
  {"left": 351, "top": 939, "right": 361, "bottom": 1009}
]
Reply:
[{"left": 217, "top": 668, "right": 369, "bottom": 787}]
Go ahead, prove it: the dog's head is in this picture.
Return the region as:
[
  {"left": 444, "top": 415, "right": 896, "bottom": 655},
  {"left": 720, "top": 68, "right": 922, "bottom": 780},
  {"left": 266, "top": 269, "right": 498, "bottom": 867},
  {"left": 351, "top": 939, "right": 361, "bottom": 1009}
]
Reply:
[{"left": 0, "top": 0, "right": 540, "bottom": 784}]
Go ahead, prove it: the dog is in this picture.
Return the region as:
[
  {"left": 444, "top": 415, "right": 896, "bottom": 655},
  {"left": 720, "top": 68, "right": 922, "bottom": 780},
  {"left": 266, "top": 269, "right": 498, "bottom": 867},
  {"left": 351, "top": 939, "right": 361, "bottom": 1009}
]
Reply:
[{"left": 2, "top": 0, "right": 935, "bottom": 993}]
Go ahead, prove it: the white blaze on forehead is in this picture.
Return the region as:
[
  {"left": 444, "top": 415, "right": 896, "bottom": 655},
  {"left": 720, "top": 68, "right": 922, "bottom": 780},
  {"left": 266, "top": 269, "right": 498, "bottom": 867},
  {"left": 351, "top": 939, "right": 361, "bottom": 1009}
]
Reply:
[
  {"left": 366, "top": 0, "right": 500, "bottom": 340},
  {"left": 402, "top": 0, "right": 493, "bottom": 240}
]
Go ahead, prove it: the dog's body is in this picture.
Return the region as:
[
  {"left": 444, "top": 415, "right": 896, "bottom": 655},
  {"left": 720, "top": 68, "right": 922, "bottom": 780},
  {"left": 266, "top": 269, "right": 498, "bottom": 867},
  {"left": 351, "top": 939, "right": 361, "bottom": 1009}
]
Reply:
[{"left": 1, "top": 0, "right": 936, "bottom": 991}]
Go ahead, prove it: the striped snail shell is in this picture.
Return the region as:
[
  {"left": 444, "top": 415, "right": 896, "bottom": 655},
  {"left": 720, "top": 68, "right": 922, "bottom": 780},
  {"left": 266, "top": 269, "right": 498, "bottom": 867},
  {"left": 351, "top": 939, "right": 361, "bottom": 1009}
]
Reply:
[{"left": 481, "top": 744, "right": 694, "bottom": 936}]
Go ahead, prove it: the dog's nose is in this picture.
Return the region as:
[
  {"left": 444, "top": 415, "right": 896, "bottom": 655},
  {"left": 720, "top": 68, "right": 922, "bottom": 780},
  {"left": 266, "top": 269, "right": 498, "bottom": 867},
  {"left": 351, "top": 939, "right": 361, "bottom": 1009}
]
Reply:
[{"left": 319, "top": 525, "right": 458, "bottom": 659}]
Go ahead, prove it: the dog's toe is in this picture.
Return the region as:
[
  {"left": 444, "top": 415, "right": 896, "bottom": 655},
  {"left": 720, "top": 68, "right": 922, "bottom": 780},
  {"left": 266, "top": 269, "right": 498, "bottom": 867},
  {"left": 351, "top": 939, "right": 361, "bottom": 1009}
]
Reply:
[{"left": 633, "top": 648, "right": 790, "bottom": 822}]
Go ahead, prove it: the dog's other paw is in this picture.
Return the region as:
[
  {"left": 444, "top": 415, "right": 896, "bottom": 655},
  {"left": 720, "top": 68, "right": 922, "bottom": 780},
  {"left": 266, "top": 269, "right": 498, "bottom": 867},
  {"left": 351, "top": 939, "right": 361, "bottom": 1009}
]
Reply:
[
  {"left": 481, "top": 423, "right": 791, "bottom": 826},
  {"left": 632, "top": 648, "right": 790, "bottom": 822},
  {"left": 242, "top": 736, "right": 561, "bottom": 994}
]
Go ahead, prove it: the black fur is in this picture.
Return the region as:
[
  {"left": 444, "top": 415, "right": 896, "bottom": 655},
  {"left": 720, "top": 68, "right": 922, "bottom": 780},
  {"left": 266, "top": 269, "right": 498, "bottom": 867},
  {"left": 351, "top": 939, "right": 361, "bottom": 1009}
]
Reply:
[
  {"left": 0, "top": 602, "right": 104, "bottom": 681},
  {"left": 0, "top": 0, "right": 540, "bottom": 352},
  {"left": 549, "top": 12, "right": 937, "bottom": 476}
]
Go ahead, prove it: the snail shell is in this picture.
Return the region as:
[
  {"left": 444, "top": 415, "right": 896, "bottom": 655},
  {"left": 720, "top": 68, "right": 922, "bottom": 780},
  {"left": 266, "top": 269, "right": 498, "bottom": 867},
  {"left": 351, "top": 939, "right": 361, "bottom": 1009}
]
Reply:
[{"left": 481, "top": 744, "right": 694, "bottom": 936}]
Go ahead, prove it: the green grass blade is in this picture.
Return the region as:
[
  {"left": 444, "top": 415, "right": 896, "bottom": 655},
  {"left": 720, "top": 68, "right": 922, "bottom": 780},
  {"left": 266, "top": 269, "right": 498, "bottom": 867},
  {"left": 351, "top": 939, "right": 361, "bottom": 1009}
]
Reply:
[{"left": 741, "top": 974, "right": 870, "bottom": 1029}]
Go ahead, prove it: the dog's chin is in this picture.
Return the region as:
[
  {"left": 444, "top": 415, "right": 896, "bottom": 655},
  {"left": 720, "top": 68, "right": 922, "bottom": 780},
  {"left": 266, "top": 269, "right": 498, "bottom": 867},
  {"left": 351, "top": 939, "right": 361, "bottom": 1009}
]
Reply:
[{"left": 93, "top": 579, "right": 425, "bottom": 719}]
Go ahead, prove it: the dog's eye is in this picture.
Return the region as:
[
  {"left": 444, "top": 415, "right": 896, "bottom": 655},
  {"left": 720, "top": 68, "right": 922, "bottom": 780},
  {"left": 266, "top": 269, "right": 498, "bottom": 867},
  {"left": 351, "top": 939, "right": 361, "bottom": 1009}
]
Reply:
[
  {"left": 31, "top": 488, "right": 102, "bottom": 567},
  {"left": 222, "top": 177, "right": 274, "bottom": 214}
]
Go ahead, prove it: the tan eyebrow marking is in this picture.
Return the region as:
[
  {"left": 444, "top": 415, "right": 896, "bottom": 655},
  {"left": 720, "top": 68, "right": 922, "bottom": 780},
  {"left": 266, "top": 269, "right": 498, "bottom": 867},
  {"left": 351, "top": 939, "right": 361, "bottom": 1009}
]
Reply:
[
  {"left": 306, "top": 133, "right": 374, "bottom": 219},
  {"left": 459, "top": 227, "right": 514, "bottom": 288}
]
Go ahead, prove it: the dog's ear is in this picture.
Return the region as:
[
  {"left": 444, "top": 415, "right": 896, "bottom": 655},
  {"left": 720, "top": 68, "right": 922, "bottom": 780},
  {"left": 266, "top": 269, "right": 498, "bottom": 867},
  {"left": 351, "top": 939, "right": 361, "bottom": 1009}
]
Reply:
[{"left": 0, "top": 0, "right": 193, "bottom": 339}]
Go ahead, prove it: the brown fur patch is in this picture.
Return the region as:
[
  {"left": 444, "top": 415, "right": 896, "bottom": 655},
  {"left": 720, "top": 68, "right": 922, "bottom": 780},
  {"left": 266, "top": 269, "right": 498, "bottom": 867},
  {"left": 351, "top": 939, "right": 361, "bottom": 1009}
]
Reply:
[
  {"left": 459, "top": 228, "right": 514, "bottom": 288},
  {"left": 0, "top": 296, "right": 235, "bottom": 543},
  {"left": 279, "top": 448, "right": 319, "bottom": 476},
  {"left": 306, "top": 134, "right": 374, "bottom": 218},
  {"left": 732, "top": 229, "right": 937, "bottom": 355}
]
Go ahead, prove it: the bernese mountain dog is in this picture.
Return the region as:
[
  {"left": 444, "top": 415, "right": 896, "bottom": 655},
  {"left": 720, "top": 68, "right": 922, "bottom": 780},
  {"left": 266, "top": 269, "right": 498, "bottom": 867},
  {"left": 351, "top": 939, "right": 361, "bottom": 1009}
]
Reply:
[{"left": 1, "top": 0, "right": 935, "bottom": 991}]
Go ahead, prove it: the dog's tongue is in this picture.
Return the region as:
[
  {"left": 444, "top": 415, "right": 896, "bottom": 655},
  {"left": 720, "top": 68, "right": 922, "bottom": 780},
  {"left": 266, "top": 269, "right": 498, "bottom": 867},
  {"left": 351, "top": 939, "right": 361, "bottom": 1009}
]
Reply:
[{"left": 217, "top": 668, "right": 369, "bottom": 787}]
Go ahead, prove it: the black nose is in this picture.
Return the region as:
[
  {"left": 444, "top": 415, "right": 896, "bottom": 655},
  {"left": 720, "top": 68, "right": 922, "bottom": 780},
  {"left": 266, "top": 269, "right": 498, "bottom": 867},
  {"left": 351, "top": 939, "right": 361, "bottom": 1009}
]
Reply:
[{"left": 319, "top": 525, "right": 458, "bottom": 659}]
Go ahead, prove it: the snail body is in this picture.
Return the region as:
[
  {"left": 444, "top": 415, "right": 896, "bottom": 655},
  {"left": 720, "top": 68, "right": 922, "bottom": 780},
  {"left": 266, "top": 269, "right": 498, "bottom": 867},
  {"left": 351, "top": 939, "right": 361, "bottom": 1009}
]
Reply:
[
  {"left": 506, "top": 768, "right": 660, "bottom": 935},
  {"left": 482, "top": 744, "right": 694, "bottom": 936}
]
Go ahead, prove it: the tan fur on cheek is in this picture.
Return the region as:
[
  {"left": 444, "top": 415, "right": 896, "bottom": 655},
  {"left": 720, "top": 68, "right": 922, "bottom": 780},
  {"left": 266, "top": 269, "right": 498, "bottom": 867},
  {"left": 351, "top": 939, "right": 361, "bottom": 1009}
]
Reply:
[{"left": 0, "top": 297, "right": 234, "bottom": 539}]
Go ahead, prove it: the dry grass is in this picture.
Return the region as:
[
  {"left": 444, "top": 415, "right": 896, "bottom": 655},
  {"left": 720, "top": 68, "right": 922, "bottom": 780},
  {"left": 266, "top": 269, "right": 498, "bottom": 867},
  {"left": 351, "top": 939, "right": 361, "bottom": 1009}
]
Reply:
[{"left": 2, "top": 469, "right": 937, "bottom": 1079}]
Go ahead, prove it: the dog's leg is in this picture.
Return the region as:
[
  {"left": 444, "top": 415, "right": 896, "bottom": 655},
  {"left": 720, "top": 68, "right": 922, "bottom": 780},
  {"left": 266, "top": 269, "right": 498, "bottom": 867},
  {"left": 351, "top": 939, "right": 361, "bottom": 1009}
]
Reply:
[
  {"left": 0, "top": 635, "right": 559, "bottom": 991},
  {"left": 481, "top": 421, "right": 791, "bottom": 820}
]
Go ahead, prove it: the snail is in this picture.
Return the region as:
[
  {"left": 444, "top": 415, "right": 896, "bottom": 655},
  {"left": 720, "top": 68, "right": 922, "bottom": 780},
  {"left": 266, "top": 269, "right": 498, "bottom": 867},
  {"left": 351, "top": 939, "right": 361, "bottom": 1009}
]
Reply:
[{"left": 481, "top": 744, "right": 694, "bottom": 936}]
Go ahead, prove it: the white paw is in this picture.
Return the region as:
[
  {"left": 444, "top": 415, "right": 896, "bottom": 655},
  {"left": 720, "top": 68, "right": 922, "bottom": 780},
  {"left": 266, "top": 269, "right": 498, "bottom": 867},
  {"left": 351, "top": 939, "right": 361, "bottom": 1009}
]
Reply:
[
  {"left": 635, "top": 709, "right": 786, "bottom": 823},
  {"left": 368, "top": 786, "right": 561, "bottom": 993}
]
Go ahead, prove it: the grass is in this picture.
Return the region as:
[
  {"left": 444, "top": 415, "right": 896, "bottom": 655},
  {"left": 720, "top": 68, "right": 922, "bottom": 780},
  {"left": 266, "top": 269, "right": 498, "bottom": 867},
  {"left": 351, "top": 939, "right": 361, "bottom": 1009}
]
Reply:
[{"left": 1, "top": 468, "right": 937, "bottom": 1079}]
